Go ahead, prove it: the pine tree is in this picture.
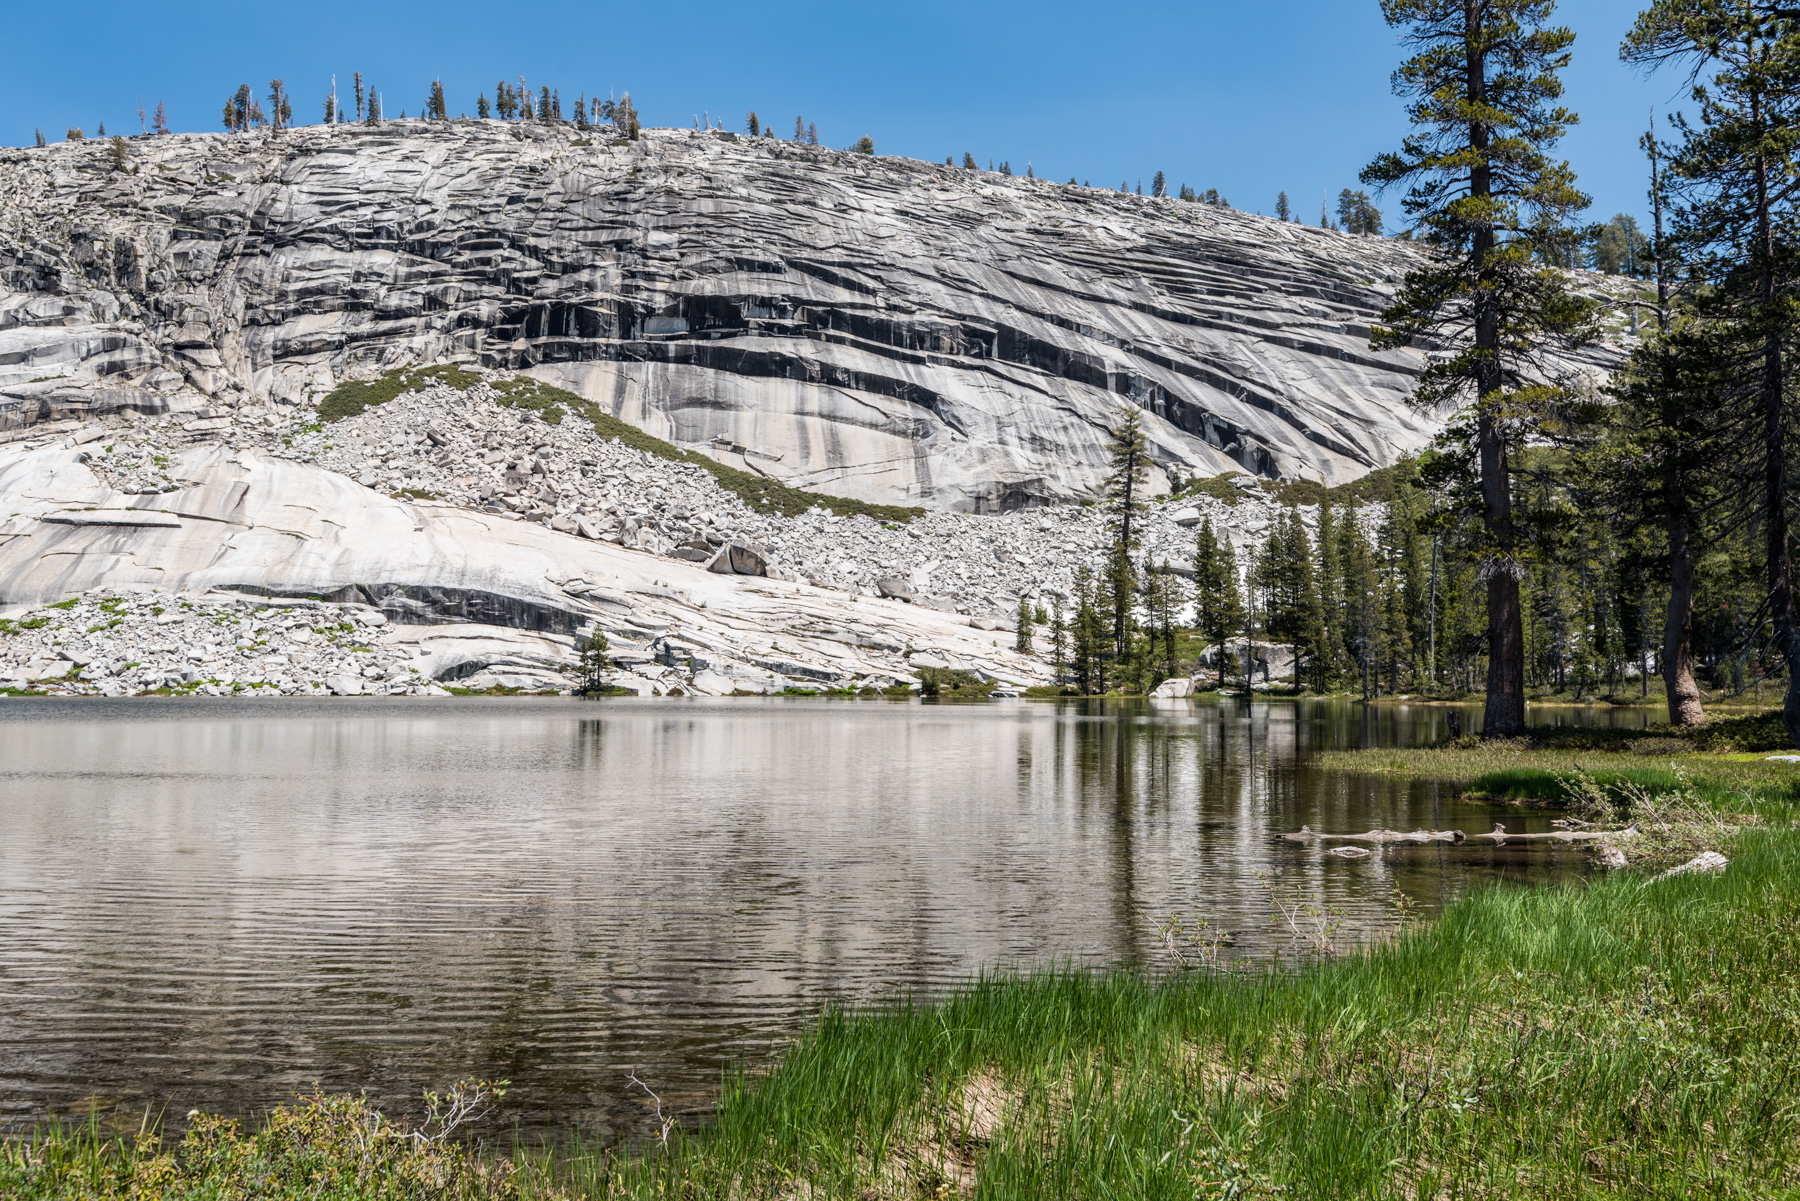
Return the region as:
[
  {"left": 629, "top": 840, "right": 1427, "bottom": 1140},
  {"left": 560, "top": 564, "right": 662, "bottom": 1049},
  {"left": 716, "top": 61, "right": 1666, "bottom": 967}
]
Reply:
[
  {"left": 1049, "top": 594, "right": 1069, "bottom": 681},
  {"left": 33, "top": 128, "right": 45, "bottom": 148},
  {"left": 354, "top": 73, "right": 365, "bottom": 123},
  {"left": 324, "top": 93, "right": 336, "bottom": 124},
  {"left": 807, "top": 121, "right": 818, "bottom": 145},
  {"left": 573, "top": 628, "right": 610, "bottom": 693},
  {"left": 97, "top": 122, "right": 105, "bottom": 137},
  {"left": 1275, "top": 190, "right": 1291, "bottom": 221},
  {"left": 477, "top": 93, "right": 491, "bottom": 120},
  {"left": 427, "top": 80, "right": 446, "bottom": 121},
  {"left": 1588, "top": 122, "right": 1716, "bottom": 724},
  {"left": 1071, "top": 567, "right": 1106, "bottom": 694},
  {"left": 1141, "top": 562, "right": 1182, "bottom": 686},
  {"left": 1314, "top": 496, "right": 1342, "bottom": 688},
  {"left": 1623, "top": 4, "right": 1800, "bottom": 743},
  {"left": 852, "top": 135, "right": 875, "bottom": 155},
  {"left": 366, "top": 88, "right": 380, "bottom": 124},
  {"left": 1014, "top": 596, "right": 1035, "bottom": 653},
  {"left": 962, "top": 151, "right": 977, "bottom": 169},
  {"left": 1103, "top": 406, "right": 1151, "bottom": 661},
  {"left": 1362, "top": 0, "right": 1595, "bottom": 737},
  {"left": 1340, "top": 502, "right": 1380, "bottom": 698},
  {"left": 1335, "top": 188, "right": 1384, "bottom": 235},
  {"left": 1193, "top": 518, "right": 1243, "bottom": 690},
  {"left": 1152, "top": 170, "right": 1167, "bottom": 197},
  {"left": 1262, "top": 508, "right": 1323, "bottom": 690},
  {"left": 794, "top": 115, "right": 805, "bottom": 140},
  {"left": 266, "top": 80, "right": 290, "bottom": 132},
  {"left": 746, "top": 111, "right": 760, "bottom": 136}
]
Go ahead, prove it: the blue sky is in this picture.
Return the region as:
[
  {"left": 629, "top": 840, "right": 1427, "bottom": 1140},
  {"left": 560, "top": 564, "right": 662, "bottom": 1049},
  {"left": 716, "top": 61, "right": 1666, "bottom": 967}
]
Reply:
[{"left": 5, "top": 0, "right": 1673, "bottom": 227}]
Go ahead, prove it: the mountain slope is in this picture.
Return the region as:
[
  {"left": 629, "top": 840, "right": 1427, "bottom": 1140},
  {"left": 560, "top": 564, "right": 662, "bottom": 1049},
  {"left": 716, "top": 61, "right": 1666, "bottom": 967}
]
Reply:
[{"left": 0, "top": 121, "right": 1596, "bottom": 511}]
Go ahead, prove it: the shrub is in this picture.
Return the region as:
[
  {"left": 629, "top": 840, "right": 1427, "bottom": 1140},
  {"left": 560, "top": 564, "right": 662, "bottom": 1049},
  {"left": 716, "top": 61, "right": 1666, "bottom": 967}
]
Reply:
[{"left": 917, "top": 667, "right": 995, "bottom": 699}]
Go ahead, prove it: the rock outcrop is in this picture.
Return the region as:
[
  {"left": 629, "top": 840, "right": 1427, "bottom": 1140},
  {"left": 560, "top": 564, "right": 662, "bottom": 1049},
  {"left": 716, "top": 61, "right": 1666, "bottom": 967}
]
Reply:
[
  {"left": 0, "top": 121, "right": 1623, "bottom": 512},
  {"left": 0, "top": 427, "right": 1050, "bottom": 697}
]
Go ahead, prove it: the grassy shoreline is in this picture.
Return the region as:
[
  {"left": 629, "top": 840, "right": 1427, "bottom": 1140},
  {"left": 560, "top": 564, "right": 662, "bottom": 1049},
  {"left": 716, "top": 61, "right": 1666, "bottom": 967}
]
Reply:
[
  {"left": 8, "top": 730, "right": 1796, "bottom": 1198},
  {"left": 10, "top": 833, "right": 1795, "bottom": 1197}
]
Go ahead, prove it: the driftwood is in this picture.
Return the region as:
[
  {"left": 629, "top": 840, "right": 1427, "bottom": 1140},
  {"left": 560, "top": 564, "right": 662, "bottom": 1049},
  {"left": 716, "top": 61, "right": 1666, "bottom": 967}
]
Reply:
[{"left": 1281, "top": 823, "right": 1638, "bottom": 848}]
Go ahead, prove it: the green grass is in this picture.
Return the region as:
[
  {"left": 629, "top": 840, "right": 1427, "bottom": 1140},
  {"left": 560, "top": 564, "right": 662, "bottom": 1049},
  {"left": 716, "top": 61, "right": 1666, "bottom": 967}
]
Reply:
[
  {"left": 14, "top": 830, "right": 1796, "bottom": 1198},
  {"left": 318, "top": 367, "right": 922, "bottom": 523},
  {"left": 605, "top": 836, "right": 1800, "bottom": 1198}
]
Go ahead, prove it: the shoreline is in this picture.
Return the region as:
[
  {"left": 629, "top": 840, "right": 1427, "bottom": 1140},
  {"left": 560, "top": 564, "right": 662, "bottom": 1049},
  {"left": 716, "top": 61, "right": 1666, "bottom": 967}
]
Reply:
[
  {"left": 6, "top": 743, "right": 1790, "bottom": 1197},
  {"left": 9, "top": 832, "right": 1791, "bottom": 1198}
]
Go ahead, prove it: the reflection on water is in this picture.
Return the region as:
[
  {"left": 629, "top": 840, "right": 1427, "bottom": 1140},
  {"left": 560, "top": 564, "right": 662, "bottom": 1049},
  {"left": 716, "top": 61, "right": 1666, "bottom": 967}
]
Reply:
[{"left": 0, "top": 696, "right": 1640, "bottom": 1139}]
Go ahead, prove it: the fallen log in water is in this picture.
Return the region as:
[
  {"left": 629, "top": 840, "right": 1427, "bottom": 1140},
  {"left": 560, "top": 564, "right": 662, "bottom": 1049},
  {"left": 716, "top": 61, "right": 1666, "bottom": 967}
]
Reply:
[{"left": 1280, "top": 823, "right": 1637, "bottom": 847}]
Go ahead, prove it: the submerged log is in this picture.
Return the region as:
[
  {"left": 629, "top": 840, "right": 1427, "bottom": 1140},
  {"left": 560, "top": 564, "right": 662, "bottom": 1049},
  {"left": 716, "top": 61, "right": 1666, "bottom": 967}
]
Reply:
[
  {"left": 1280, "top": 826, "right": 1466, "bottom": 845},
  {"left": 1280, "top": 823, "right": 1637, "bottom": 848}
]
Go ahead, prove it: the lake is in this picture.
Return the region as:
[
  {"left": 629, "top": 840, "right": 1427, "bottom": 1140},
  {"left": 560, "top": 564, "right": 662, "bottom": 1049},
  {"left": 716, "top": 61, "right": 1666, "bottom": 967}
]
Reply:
[{"left": 0, "top": 696, "right": 1653, "bottom": 1141}]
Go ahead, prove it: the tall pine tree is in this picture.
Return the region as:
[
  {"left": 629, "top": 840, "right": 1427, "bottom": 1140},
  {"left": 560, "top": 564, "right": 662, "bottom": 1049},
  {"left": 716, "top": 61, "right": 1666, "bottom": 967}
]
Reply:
[{"left": 1363, "top": 0, "right": 1596, "bottom": 736}]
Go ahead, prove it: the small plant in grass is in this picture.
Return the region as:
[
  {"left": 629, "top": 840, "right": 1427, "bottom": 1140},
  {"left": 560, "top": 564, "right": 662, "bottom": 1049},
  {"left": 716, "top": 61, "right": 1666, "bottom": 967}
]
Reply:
[
  {"left": 1259, "top": 871, "right": 1344, "bottom": 956},
  {"left": 1154, "top": 913, "right": 1235, "bottom": 970}
]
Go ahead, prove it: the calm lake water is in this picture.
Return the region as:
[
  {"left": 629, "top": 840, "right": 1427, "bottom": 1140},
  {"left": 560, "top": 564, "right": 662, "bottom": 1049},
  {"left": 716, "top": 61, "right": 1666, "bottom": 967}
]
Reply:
[{"left": 0, "top": 696, "right": 1655, "bottom": 1141}]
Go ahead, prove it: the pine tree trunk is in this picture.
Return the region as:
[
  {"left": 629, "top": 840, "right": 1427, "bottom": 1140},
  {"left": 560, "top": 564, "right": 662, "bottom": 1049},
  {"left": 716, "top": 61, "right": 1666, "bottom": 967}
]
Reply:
[
  {"left": 1767, "top": 326, "right": 1800, "bottom": 746},
  {"left": 1748, "top": 97, "right": 1800, "bottom": 749},
  {"left": 1478, "top": 406, "right": 1526, "bottom": 737},
  {"left": 1663, "top": 486, "right": 1704, "bottom": 726},
  {"left": 1648, "top": 120, "right": 1703, "bottom": 728}
]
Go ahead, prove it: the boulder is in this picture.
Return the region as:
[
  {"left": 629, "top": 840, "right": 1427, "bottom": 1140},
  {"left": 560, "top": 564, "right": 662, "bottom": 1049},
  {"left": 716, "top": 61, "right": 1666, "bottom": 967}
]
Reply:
[
  {"left": 706, "top": 541, "right": 769, "bottom": 576},
  {"left": 689, "top": 670, "right": 737, "bottom": 696},
  {"left": 1150, "top": 677, "right": 1193, "bottom": 698},
  {"left": 876, "top": 576, "right": 914, "bottom": 602}
]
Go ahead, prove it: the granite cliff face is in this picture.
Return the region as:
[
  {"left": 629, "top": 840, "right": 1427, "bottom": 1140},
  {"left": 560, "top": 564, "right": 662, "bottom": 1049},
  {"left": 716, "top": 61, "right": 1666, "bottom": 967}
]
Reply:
[{"left": 1, "top": 120, "right": 1500, "bottom": 511}]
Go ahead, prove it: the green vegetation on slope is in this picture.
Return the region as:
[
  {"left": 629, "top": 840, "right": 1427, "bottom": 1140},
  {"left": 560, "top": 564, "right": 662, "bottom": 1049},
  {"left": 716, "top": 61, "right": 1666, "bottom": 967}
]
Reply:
[{"left": 317, "top": 366, "right": 922, "bottom": 523}]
